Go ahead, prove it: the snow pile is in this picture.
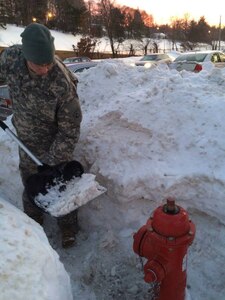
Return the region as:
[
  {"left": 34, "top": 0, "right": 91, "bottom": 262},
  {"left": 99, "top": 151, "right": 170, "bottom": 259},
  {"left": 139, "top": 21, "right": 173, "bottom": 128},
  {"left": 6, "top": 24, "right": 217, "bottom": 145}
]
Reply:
[
  {"left": 35, "top": 173, "right": 106, "bottom": 217},
  {"left": 0, "top": 197, "right": 73, "bottom": 300},
  {"left": 77, "top": 61, "right": 225, "bottom": 225}
]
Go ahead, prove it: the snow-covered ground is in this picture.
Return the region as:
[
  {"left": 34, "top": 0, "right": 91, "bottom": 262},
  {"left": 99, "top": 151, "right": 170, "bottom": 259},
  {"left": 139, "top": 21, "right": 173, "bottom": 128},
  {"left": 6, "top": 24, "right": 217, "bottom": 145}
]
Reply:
[
  {"left": 0, "top": 25, "right": 225, "bottom": 300},
  {"left": 0, "top": 23, "right": 177, "bottom": 54}
]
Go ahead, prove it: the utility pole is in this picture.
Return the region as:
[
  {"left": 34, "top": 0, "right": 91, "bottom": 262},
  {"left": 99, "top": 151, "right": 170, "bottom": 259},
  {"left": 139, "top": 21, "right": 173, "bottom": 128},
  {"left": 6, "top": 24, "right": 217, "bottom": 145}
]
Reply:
[{"left": 218, "top": 15, "right": 222, "bottom": 50}]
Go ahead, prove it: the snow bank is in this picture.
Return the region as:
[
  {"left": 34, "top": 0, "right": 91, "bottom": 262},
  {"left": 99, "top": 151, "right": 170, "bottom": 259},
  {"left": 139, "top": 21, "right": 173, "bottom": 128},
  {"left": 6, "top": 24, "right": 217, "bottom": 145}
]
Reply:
[
  {"left": 77, "top": 61, "right": 225, "bottom": 225},
  {"left": 0, "top": 197, "right": 73, "bottom": 300}
]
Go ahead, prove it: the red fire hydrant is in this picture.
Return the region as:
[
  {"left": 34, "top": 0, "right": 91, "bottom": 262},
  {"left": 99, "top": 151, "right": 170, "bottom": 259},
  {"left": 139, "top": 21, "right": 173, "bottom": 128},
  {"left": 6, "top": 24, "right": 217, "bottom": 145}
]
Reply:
[{"left": 133, "top": 197, "right": 195, "bottom": 300}]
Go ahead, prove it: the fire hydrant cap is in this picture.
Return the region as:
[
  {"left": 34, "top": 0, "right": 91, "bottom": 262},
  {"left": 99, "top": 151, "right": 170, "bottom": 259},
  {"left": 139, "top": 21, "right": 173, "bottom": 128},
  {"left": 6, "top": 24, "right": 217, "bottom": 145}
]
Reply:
[{"left": 152, "top": 198, "right": 191, "bottom": 237}]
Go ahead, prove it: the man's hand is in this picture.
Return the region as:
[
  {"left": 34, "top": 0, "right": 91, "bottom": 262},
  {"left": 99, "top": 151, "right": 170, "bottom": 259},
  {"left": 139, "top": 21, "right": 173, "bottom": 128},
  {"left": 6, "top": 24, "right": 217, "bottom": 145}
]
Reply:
[
  {"left": 37, "top": 163, "right": 52, "bottom": 173},
  {"left": 26, "top": 160, "right": 84, "bottom": 204}
]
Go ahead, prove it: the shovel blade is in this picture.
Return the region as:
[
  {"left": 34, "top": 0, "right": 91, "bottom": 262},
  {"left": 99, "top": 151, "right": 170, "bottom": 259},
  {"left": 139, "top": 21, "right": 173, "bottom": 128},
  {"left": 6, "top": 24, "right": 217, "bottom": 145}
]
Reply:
[
  {"left": 25, "top": 160, "right": 84, "bottom": 214},
  {"left": 34, "top": 173, "right": 107, "bottom": 217}
]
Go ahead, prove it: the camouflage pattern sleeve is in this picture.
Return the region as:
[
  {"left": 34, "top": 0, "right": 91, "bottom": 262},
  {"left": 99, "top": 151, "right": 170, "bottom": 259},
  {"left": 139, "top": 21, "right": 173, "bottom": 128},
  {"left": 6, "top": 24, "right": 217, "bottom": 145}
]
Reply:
[{"left": 44, "top": 83, "right": 82, "bottom": 165}]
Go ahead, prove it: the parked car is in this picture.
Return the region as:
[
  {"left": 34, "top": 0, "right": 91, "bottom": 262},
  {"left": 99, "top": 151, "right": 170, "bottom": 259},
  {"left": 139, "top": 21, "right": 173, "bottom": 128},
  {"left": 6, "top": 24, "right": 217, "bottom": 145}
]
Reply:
[
  {"left": 66, "top": 61, "right": 98, "bottom": 73},
  {"left": 135, "top": 52, "right": 179, "bottom": 68},
  {"left": 0, "top": 85, "right": 11, "bottom": 108},
  {"left": 0, "top": 85, "right": 12, "bottom": 120},
  {"left": 63, "top": 56, "right": 92, "bottom": 64},
  {"left": 170, "top": 50, "right": 225, "bottom": 72}
]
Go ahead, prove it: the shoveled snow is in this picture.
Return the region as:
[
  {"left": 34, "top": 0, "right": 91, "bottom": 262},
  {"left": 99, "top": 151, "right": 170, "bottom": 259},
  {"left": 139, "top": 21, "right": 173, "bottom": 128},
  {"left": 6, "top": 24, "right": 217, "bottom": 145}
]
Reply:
[
  {"left": 0, "top": 197, "right": 73, "bottom": 300},
  {"left": 35, "top": 174, "right": 106, "bottom": 217}
]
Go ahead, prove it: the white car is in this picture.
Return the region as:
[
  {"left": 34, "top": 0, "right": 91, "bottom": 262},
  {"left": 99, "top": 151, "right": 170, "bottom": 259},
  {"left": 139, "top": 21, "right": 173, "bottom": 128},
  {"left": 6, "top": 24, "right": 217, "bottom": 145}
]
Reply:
[
  {"left": 135, "top": 52, "right": 179, "bottom": 68},
  {"left": 66, "top": 61, "right": 97, "bottom": 73},
  {"left": 63, "top": 56, "right": 92, "bottom": 64},
  {"left": 0, "top": 85, "right": 12, "bottom": 120},
  {"left": 0, "top": 85, "right": 11, "bottom": 107},
  {"left": 170, "top": 50, "right": 225, "bottom": 72}
]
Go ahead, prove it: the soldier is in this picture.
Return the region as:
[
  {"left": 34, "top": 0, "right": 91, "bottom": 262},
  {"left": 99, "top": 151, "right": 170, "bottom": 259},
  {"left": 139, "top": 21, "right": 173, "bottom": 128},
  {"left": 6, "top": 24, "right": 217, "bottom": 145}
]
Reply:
[{"left": 0, "top": 23, "right": 82, "bottom": 248}]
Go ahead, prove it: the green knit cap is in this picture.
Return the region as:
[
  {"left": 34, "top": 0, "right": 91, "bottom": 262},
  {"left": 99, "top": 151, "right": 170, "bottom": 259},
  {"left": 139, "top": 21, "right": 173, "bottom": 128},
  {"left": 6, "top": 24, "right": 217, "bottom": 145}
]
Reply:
[{"left": 21, "top": 23, "right": 55, "bottom": 65}]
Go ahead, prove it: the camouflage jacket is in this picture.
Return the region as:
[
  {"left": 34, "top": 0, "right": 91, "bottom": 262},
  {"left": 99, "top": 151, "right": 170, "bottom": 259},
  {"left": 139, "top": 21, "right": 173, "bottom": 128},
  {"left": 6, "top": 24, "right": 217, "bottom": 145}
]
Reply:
[{"left": 0, "top": 45, "right": 82, "bottom": 166}]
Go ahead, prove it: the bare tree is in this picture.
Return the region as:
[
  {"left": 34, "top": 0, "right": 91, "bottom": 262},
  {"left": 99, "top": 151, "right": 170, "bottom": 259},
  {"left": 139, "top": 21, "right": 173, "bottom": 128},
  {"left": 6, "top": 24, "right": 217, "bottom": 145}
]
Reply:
[{"left": 98, "top": 0, "right": 116, "bottom": 57}]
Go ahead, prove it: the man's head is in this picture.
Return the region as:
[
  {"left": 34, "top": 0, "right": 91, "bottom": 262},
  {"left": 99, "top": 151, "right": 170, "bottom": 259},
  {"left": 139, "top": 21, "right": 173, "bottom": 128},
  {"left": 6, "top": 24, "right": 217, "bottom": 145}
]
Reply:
[{"left": 21, "top": 23, "right": 55, "bottom": 75}]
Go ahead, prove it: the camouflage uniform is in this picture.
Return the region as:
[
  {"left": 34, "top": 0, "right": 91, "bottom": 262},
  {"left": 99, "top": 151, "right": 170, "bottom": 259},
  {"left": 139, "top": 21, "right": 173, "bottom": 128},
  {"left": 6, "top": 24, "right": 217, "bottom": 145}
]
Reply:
[{"left": 0, "top": 45, "right": 82, "bottom": 230}]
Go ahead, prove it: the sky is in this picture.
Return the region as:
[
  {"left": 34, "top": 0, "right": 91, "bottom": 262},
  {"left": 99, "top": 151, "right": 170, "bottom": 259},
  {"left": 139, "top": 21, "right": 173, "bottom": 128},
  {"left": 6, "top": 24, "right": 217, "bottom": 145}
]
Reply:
[
  {"left": 116, "top": 0, "right": 225, "bottom": 26},
  {"left": 1, "top": 25, "right": 225, "bottom": 300}
]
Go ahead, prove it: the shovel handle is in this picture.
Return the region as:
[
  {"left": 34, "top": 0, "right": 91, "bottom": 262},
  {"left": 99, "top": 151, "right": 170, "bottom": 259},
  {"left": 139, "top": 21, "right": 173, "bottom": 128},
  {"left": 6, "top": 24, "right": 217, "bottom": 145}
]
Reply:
[{"left": 0, "top": 120, "right": 43, "bottom": 166}]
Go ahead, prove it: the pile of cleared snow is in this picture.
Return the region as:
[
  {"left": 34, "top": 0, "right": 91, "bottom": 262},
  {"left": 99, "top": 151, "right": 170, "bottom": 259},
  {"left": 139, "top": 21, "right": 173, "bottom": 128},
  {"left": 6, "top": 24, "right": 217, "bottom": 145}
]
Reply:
[
  {"left": 76, "top": 61, "right": 225, "bottom": 224},
  {"left": 0, "top": 197, "right": 73, "bottom": 300},
  {"left": 35, "top": 173, "right": 106, "bottom": 217},
  {"left": 0, "top": 118, "right": 22, "bottom": 208}
]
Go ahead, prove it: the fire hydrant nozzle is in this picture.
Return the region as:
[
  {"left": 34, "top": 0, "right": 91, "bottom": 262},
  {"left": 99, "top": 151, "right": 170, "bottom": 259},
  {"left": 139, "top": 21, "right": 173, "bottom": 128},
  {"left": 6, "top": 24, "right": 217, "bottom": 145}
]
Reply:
[
  {"left": 144, "top": 260, "right": 166, "bottom": 283},
  {"left": 163, "top": 197, "right": 180, "bottom": 214},
  {"left": 133, "top": 197, "right": 196, "bottom": 300}
]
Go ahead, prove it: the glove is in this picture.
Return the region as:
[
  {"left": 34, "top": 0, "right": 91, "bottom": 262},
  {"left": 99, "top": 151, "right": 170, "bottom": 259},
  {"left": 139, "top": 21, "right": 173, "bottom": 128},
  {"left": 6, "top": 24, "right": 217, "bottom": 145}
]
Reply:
[
  {"left": 25, "top": 160, "right": 84, "bottom": 207},
  {"left": 37, "top": 163, "right": 52, "bottom": 173},
  {"left": 61, "top": 160, "right": 84, "bottom": 181}
]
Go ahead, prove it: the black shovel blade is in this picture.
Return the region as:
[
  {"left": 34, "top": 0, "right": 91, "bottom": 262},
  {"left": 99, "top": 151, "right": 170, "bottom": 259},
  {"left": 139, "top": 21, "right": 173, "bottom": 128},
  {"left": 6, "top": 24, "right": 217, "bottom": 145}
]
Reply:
[{"left": 25, "top": 160, "right": 84, "bottom": 213}]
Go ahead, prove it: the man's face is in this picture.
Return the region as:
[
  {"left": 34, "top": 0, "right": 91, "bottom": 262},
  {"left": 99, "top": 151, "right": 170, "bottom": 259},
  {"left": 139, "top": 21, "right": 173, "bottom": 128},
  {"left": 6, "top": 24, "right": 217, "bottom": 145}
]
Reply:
[{"left": 27, "top": 61, "right": 54, "bottom": 76}]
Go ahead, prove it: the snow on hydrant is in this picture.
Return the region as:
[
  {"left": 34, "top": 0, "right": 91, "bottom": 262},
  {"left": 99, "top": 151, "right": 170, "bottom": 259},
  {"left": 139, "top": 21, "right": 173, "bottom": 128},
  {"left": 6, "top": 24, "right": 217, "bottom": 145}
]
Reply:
[{"left": 133, "top": 197, "right": 195, "bottom": 300}]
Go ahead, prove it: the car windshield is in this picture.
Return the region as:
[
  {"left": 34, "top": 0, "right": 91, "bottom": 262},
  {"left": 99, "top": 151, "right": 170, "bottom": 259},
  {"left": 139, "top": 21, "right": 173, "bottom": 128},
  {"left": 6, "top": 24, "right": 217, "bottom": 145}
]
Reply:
[
  {"left": 64, "top": 57, "right": 91, "bottom": 63},
  {"left": 140, "top": 55, "right": 164, "bottom": 61},
  {"left": 64, "top": 58, "right": 81, "bottom": 63},
  {"left": 175, "top": 53, "right": 208, "bottom": 62}
]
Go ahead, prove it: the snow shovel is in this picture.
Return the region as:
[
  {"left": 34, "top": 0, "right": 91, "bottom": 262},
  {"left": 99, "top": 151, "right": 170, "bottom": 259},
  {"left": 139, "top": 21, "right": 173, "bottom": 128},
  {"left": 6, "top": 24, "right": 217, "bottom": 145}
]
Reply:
[{"left": 0, "top": 120, "right": 106, "bottom": 217}]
